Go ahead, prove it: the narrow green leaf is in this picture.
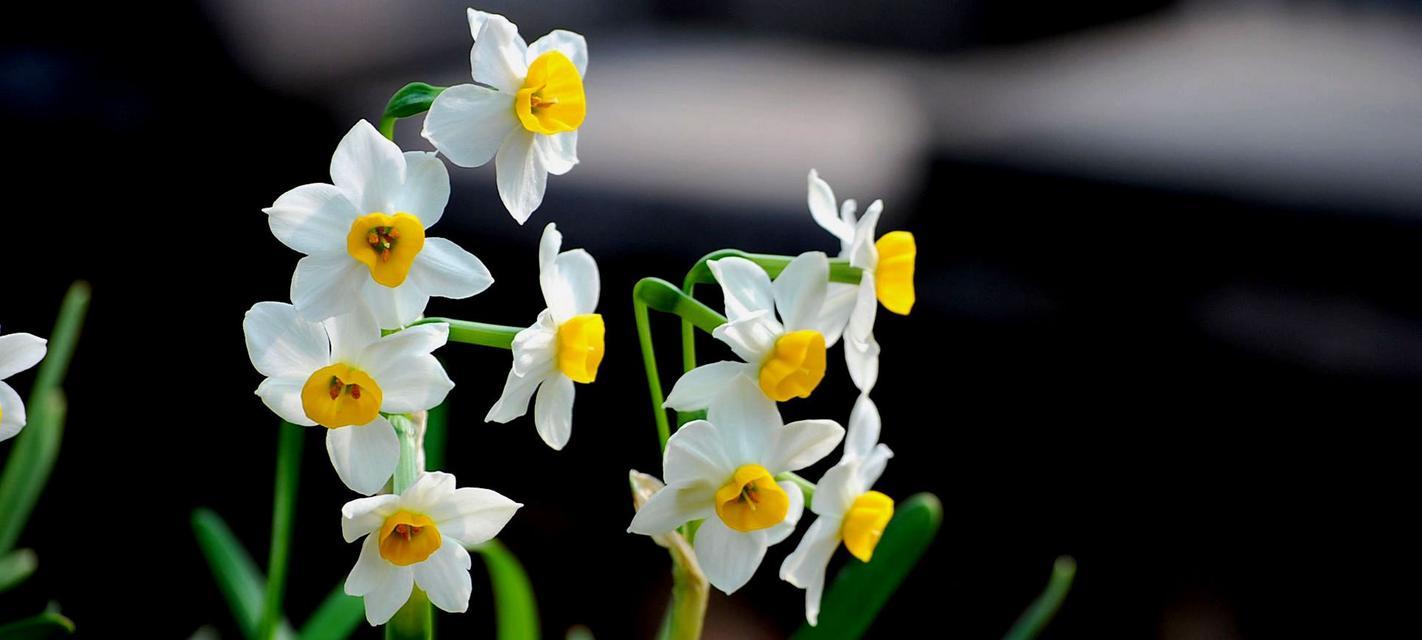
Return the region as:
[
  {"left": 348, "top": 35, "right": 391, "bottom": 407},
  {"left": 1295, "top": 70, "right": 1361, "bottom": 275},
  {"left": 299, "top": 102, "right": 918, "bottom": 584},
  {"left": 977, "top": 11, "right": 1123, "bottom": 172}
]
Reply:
[
  {"left": 1002, "top": 556, "right": 1076, "bottom": 640},
  {"left": 191, "top": 508, "right": 295, "bottom": 639},
  {"left": 791, "top": 493, "right": 943, "bottom": 640},
  {"left": 384, "top": 588, "right": 433, "bottom": 640},
  {"left": 260, "top": 422, "right": 305, "bottom": 640},
  {"left": 0, "top": 612, "right": 75, "bottom": 638},
  {"left": 474, "top": 540, "right": 540, "bottom": 640},
  {"left": 297, "top": 585, "right": 365, "bottom": 640},
  {"left": 379, "top": 83, "right": 446, "bottom": 139},
  {"left": 424, "top": 403, "right": 447, "bottom": 472},
  {"left": 0, "top": 548, "right": 37, "bottom": 593}
]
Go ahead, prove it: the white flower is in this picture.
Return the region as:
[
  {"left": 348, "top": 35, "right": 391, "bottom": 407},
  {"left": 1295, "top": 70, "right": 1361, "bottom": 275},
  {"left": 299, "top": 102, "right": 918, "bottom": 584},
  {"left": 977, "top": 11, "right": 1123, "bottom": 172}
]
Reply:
[
  {"left": 780, "top": 394, "right": 895, "bottom": 625},
  {"left": 243, "top": 302, "right": 453, "bottom": 494},
  {"left": 628, "top": 378, "right": 844, "bottom": 594},
  {"left": 423, "top": 9, "right": 587, "bottom": 224},
  {"left": 663, "top": 252, "right": 838, "bottom": 411},
  {"left": 342, "top": 471, "right": 521, "bottom": 626},
  {"left": 806, "top": 169, "right": 916, "bottom": 392},
  {"left": 0, "top": 327, "right": 46, "bottom": 442},
  {"left": 265, "top": 120, "right": 493, "bottom": 329},
  {"left": 485, "top": 223, "right": 601, "bottom": 450}
]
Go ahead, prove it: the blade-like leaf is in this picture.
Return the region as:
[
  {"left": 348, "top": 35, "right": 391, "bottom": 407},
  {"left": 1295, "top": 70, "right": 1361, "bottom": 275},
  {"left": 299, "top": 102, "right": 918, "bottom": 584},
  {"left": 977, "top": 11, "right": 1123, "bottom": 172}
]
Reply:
[
  {"left": 474, "top": 540, "right": 540, "bottom": 640},
  {"left": 297, "top": 585, "right": 365, "bottom": 640},
  {"left": 0, "top": 612, "right": 75, "bottom": 638},
  {"left": 791, "top": 493, "right": 943, "bottom": 639},
  {"left": 1002, "top": 556, "right": 1076, "bottom": 640},
  {"left": 0, "top": 548, "right": 37, "bottom": 593},
  {"left": 424, "top": 402, "right": 447, "bottom": 472},
  {"left": 191, "top": 508, "right": 295, "bottom": 639}
]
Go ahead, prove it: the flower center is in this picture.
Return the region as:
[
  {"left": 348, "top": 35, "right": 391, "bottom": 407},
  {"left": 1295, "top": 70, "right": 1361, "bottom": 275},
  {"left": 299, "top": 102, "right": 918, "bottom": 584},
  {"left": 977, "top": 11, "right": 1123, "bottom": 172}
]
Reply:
[
  {"left": 874, "top": 231, "right": 915, "bottom": 315},
  {"left": 842, "top": 490, "right": 895, "bottom": 562},
  {"left": 515, "top": 52, "right": 586, "bottom": 135},
  {"left": 346, "top": 212, "right": 426, "bottom": 288},
  {"left": 714, "top": 464, "right": 790, "bottom": 532},
  {"left": 300, "top": 363, "right": 383, "bottom": 428},
  {"left": 758, "top": 329, "right": 826, "bottom": 402},
  {"left": 556, "top": 313, "right": 605, "bottom": 383},
  {"left": 378, "top": 510, "right": 442, "bottom": 566}
]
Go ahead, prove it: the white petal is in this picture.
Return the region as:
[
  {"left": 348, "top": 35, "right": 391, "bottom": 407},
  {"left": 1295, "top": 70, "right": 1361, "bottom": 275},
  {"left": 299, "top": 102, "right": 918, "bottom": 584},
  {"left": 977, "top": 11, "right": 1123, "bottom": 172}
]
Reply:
[
  {"left": 763, "top": 480, "right": 805, "bottom": 546},
  {"left": 844, "top": 394, "right": 881, "bottom": 462},
  {"left": 422, "top": 83, "right": 518, "bottom": 169},
  {"left": 511, "top": 314, "right": 557, "bottom": 377},
  {"left": 542, "top": 249, "right": 599, "bottom": 323},
  {"left": 813, "top": 463, "right": 860, "bottom": 518},
  {"left": 326, "top": 419, "right": 400, "bottom": 495},
  {"left": 341, "top": 494, "right": 402, "bottom": 543},
  {"left": 0, "top": 381, "right": 25, "bottom": 442},
  {"left": 401, "top": 470, "right": 457, "bottom": 511},
  {"left": 849, "top": 202, "right": 882, "bottom": 270},
  {"left": 807, "top": 169, "right": 854, "bottom": 248},
  {"left": 411, "top": 237, "right": 494, "bottom": 301},
  {"left": 779, "top": 516, "right": 841, "bottom": 626},
  {"left": 263, "top": 183, "right": 357, "bottom": 256},
  {"left": 361, "top": 324, "right": 452, "bottom": 414},
  {"left": 495, "top": 129, "right": 547, "bottom": 224},
  {"left": 533, "top": 374, "right": 575, "bottom": 450},
  {"left": 664, "top": 361, "right": 749, "bottom": 412},
  {"left": 428, "top": 487, "right": 521, "bottom": 545},
  {"left": 348, "top": 535, "right": 414, "bottom": 626},
  {"left": 534, "top": 130, "right": 578, "bottom": 176},
  {"left": 291, "top": 253, "right": 365, "bottom": 324},
  {"left": 330, "top": 120, "right": 405, "bottom": 216},
  {"left": 323, "top": 310, "right": 381, "bottom": 365},
  {"left": 627, "top": 482, "right": 715, "bottom": 536},
  {"left": 360, "top": 278, "right": 430, "bottom": 330},
  {"left": 468, "top": 9, "right": 528, "bottom": 94},
  {"left": 346, "top": 534, "right": 392, "bottom": 595},
  {"left": 844, "top": 331, "right": 880, "bottom": 394},
  {"left": 711, "top": 311, "right": 781, "bottom": 364},
  {"left": 394, "top": 151, "right": 450, "bottom": 228},
  {"left": 709, "top": 257, "right": 775, "bottom": 321},
  {"left": 413, "top": 538, "right": 473, "bottom": 614},
  {"left": 818, "top": 283, "right": 857, "bottom": 347},
  {"left": 662, "top": 419, "right": 735, "bottom": 487},
  {"left": 526, "top": 29, "right": 588, "bottom": 75},
  {"left": 485, "top": 367, "right": 546, "bottom": 424},
  {"left": 858, "top": 443, "right": 894, "bottom": 490},
  {"left": 694, "top": 517, "right": 767, "bottom": 595},
  {"left": 538, "top": 222, "right": 563, "bottom": 272},
  {"left": 243, "top": 302, "right": 329, "bottom": 379},
  {"left": 768, "top": 419, "right": 844, "bottom": 474},
  {"left": 255, "top": 377, "right": 316, "bottom": 426},
  {"left": 773, "top": 252, "right": 829, "bottom": 333},
  {"left": 0, "top": 333, "right": 45, "bottom": 380}
]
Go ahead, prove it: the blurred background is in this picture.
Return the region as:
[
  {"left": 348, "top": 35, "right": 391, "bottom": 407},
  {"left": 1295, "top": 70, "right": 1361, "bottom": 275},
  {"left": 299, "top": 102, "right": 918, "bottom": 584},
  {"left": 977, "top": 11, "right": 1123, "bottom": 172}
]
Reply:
[{"left": 4, "top": 0, "right": 1420, "bottom": 636}]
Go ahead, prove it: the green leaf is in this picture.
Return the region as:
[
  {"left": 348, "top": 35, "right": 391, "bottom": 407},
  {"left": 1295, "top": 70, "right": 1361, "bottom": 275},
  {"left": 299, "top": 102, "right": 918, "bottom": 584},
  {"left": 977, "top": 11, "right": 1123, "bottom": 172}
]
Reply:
[
  {"left": 1002, "top": 556, "right": 1076, "bottom": 640},
  {"left": 0, "top": 612, "right": 75, "bottom": 638},
  {"left": 424, "top": 402, "right": 447, "bottom": 472},
  {"left": 474, "top": 540, "right": 540, "bottom": 640},
  {"left": 0, "top": 548, "right": 37, "bottom": 593},
  {"left": 260, "top": 422, "right": 305, "bottom": 640},
  {"left": 191, "top": 508, "right": 295, "bottom": 639},
  {"left": 790, "top": 493, "right": 943, "bottom": 640},
  {"left": 0, "top": 282, "right": 88, "bottom": 556},
  {"left": 297, "top": 586, "right": 365, "bottom": 640},
  {"left": 378, "top": 83, "right": 446, "bottom": 139},
  {"left": 384, "top": 588, "right": 433, "bottom": 640}
]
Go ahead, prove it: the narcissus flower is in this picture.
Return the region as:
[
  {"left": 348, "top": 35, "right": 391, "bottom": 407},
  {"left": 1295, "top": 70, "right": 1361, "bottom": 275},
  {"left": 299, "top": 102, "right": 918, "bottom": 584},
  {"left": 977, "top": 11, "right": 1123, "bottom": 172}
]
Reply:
[
  {"left": 0, "top": 327, "right": 46, "bottom": 442},
  {"left": 265, "top": 120, "right": 493, "bottom": 329},
  {"left": 244, "top": 302, "right": 453, "bottom": 494},
  {"left": 486, "top": 223, "right": 602, "bottom": 450},
  {"left": 806, "top": 169, "right": 916, "bottom": 392},
  {"left": 629, "top": 378, "right": 844, "bottom": 594},
  {"left": 780, "top": 394, "right": 895, "bottom": 625},
  {"left": 342, "top": 471, "right": 521, "bottom": 625},
  {"left": 664, "top": 252, "right": 838, "bottom": 411},
  {"left": 423, "top": 10, "right": 587, "bottom": 224}
]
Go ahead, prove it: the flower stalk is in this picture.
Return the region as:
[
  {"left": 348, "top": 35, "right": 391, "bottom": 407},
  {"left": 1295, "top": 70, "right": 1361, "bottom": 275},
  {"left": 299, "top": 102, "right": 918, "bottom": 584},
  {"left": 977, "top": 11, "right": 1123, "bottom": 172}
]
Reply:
[
  {"left": 258, "top": 421, "right": 304, "bottom": 640},
  {"left": 386, "top": 413, "right": 434, "bottom": 638}
]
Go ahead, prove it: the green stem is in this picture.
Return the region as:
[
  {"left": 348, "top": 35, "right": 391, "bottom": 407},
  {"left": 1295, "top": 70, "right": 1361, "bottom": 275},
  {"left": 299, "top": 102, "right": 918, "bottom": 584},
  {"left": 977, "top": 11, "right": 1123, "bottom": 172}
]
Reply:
[
  {"left": 385, "top": 589, "right": 433, "bottom": 640},
  {"left": 379, "top": 82, "right": 447, "bottom": 141},
  {"left": 386, "top": 414, "right": 433, "bottom": 638},
  {"left": 259, "top": 422, "right": 304, "bottom": 640},
  {"left": 1002, "top": 556, "right": 1077, "bottom": 640},
  {"left": 633, "top": 278, "right": 728, "bottom": 451},
  {"left": 663, "top": 553, "right": 708, "bottom": 640},
  {"left": 408, "top": 318, "right": 519, "bottom": 350},
  {"left": 683, "top": 250, "right": 863, "bottom": 287}
]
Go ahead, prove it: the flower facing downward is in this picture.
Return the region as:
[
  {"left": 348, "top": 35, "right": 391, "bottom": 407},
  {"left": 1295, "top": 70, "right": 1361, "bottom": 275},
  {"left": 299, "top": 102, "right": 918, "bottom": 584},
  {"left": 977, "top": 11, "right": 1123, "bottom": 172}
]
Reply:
[
  {"left": 243, "top": 302, "right": 454, "bottom": 494},
  {"left": 342, "top": 471, "right": 521, "bottom": 625},
  {"left": 780, "top": 394, "right": 895, "bottom": 625},
  {"left": 628, "top": 378, "right": 844, "bottom": 594},
  {"left": 0, "top": 327, "right": 47, "bottom": 443},
  {"left": 423, "top": 9, "right": 588, "bottom": 224},
  {"left": 663, "top": 252, "right": 838, "bottom": 412},
  {"left": 485, "top": 223, "right": 602, "bottom": 450},
  {"left": 265, "top": 120, "right": 493, "bottom": 329},
  {"left": 806, "top": 169, "right": 917, "bottom": 392}
]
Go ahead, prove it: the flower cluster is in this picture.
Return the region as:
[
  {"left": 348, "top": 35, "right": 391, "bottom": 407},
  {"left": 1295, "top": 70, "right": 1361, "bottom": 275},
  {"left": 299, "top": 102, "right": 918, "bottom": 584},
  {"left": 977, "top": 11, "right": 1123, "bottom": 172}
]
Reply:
[
  {"left": 241, "top": 8, "right": 600, "bottom": 626},
  {"left": 629, "top": 170, "right": 916, "bottom": 625},
  {"left": 0, "top": 327, "right": 47, "bottom": 443}
]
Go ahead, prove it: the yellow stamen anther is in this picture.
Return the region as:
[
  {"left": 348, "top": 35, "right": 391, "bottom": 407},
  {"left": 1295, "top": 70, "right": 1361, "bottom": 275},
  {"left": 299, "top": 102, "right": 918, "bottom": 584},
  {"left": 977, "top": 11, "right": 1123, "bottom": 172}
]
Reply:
[
  {"left": 714, "top": 464, "right": 791, "bottom": 532},
  {"left": 515, "top": 52, "right": 586, "bottom": 135},
  {"left": 300, "top": 364, "right": 382, "bottom": 429},
  {"left": 874, "top": 231, "right": 915, "bottom": 315},
  {"left": 346, "top": 212, "right": 425, "bottom": 288},
  {"left": 556, "top": 313, "right": 605, "bottom": 383},
  {"left": 842, "top": 490, "right": 894, "bottom": 562},
  {"left": 758, "top": 329, "right": 827, "bottom": 402},
  {"left": 378, "top": 510, "right": 441, "bottom": 566}
]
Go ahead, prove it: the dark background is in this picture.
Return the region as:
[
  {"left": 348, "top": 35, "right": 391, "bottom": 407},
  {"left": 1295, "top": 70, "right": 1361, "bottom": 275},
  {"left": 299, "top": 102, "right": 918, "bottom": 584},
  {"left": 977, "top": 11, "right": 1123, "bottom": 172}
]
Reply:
[{"left": 3, "top": 1, "right": 1419, "bottom": 637}]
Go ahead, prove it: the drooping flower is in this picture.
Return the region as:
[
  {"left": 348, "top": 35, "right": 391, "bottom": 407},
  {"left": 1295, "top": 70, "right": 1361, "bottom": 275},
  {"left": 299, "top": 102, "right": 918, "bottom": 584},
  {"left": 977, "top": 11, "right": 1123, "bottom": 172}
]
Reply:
[
  {"left": 342, "top": 471, "right": 521, "bottom": 625},
  {"left": 485, "top": 223, "right": 602, "bottom": 450},
  {"left": 243, "top": 302, "right": 453, "bottom": 494},
  {"left": 663, "top": 252, "right": 838, "bottom": 411},
  {"left": 423, "top": 9, "right": 587, "bottom": 224},
  {"left": 780, "top": 394, "right": 895, "bottom": 625},
  {"left": 265, "top": 119, "right": 493, "bottom": 329},
  {"left": 629, "top": 378, "right": 844, "bottom": 594},
  {"left": 806, "top": 169, "right": 916, "bottom": 392},
  {"left": 0, "top": 327, "right": 46, "bottom": 443}
]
